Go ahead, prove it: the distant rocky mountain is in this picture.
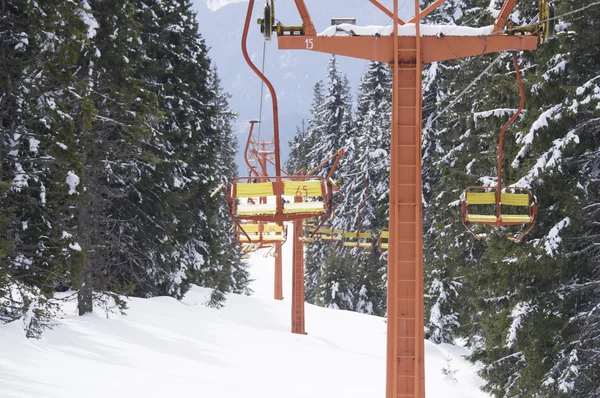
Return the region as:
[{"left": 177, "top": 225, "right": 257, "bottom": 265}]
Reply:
[{"left": 191, "top": 0, "right": 414, "bottom": 171}]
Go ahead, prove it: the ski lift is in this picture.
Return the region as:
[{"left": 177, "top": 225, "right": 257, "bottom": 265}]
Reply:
[{"left": 461, "top": 54, "right": 539, "bottom": 243}]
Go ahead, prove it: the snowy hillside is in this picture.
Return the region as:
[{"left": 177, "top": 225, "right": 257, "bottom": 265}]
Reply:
[
  {"left": 190, "top": 0, "right": 415, "bottom": 169},
  {"left": 0, "top": 226, "right": 489, "bottom": 398}
]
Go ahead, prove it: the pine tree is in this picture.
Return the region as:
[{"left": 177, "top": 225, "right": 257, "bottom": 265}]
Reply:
[
  {"left": 339, "top": 61, "right": 391, "bottom": 315},
  {"left": 0, "top": 0, "right": 90, "bottom": 333},
  {"left": 316, "top": 248, "right": 354, "bottom": 310},
  {"left": 1, "top": 0, "right": 252, "bottom": 334},
  {"left": 305, "top": 56, "right": 354, "bottom": 308},
  {"left": 423, "top": 0, "right": 600, "bottom": 395},
  {"left": 203, "top": 67, "right": 250, "bottom": 301}
]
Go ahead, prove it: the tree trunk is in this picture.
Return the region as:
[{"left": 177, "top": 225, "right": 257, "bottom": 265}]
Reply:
[
  {"left": 77, "top": 115, "right": 93, "bottom": 315},
  {"left": 0, "top": 0, "right": 12, "bottom": 182}
]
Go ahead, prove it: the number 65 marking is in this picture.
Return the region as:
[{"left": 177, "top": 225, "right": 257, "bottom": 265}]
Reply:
[
  {"left": 295, "top": 185, "right": 308, "bottom": 197},
  {"left": 305, "top": 38, "right": 314, "bottom": 50}
]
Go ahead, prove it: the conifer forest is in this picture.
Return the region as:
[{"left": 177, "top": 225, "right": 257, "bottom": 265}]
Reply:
[{"left": 2, "top": 0, "right": 600, "bottom": 397}]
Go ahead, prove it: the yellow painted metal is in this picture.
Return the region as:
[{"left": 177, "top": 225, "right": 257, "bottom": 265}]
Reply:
[
  {"left": 283, "top": 202, "right": 324, "bottom": 214},
  {"left": 240, "top": 224, "right": 260, "bottom": 233},
  {"left": 501, "top": 215, "right": 532, "bottom": 223},
  {"left": 283, "top": 180, "right": 323, "bottom": 197},
  {"left": 501, "top": 193, "right": 529, "bottom": 206},
  {"left": 262, "top": 235, "right": 285, "bottom": 241},
  {"left": 466, "top": 192, "right": 496, "bottom": 205},
  {"left": 239, "top": 234, "right": 262, "bottom": 242},
  {"left": 235, "top": 182, "right": 274, "bottom": 198},
  {"left": 343, "top": 242, "right": 373, "bottom": 248},
  {"left": 236, "top": 203, "right": 277, "bottom": 215},
  {"left": 344, "top": 231, "right": 372, "bottom": 239},
  {"left": 467, "top": 214, "right": 497, "bottom": 223},
  {"left": 264, "top": 223, "right": 283, "bottom": 232}
]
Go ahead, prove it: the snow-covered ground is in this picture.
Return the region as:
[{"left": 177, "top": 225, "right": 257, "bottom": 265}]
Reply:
[{"left": 0, "top": 225, "right": 489, "bottom": 398}]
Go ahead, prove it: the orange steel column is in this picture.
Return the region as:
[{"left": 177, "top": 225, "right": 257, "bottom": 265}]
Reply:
[
  {"left": 291, "top": 198, "right": 306, "bottom": 334},
  {"left": 275, "top": 0, "right": 537, "bottom": 395},
  {"left": 386, "top": 0, "right": 425, "bottom": 396},
  {"left": 274, "top": 241, "right": 283, "bottom": 300}
]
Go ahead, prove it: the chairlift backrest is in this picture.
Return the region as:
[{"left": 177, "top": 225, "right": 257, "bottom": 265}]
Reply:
[{"left": 235, "top": 182, "right": 274, "bottom": 198}]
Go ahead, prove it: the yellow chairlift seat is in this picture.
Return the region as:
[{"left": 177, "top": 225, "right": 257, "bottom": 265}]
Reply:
[
  {"left": 239, "top": 233, "right": 262, "bottom": 242},
  {"left": 234, "top": 182, "right": 277, "bottom": 216},
  {"left": 379, "top": 230, "right": 389, "bottom": 250},
  {"left": 263, "top": 223, "right": 283, "bottom": 233},
  {"left": 464, "top": 191, "right": 534, "bottom": 224},
  {"left": 343, "top": 231, "right": 373, "bottom": 248},
  {"left": 231, "top": 179, "right": 329, "bottom": 220},
  {"left": 239, "top": 223, "right": 260, "bottom": 233},
  {"left": 304, "top": 217, "right": 319, "bottom": 227},
  {"left": 283, "top": 202, "right": 325, "bottom": 214},
  {"left": 466, "top": 214, "right": 497, "bottom": 223},
  {"left": 332, "top": 229, "right": 344, "bottom": 241},
  {"left": 282, "top": 180, "right": 326, "bottom": 215},
  {"left": 319, "top": 228, "right": 334, "bottom": 241},
  {"left": 236, "top": 222, "right": 286, "bottom": 246},
  {"left": 462, "top": 187, "right": 538, "bottom": 242},
  {"left": 237, "top": 203, "right": 277, "bottom": 216},
  {"left": 501, "top": 215, "right": 532, "bottom": 223},
  {"left": 262, "top": 234, "right": 284, "bottom": 242}
]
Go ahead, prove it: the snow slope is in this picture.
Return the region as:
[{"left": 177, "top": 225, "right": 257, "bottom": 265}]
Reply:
[{"left": 0, "top": 226, "right": 489, "bottom": 398}]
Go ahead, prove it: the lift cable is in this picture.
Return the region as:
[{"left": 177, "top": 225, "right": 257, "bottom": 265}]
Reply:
[
  {"left": 425, "top": 54, "right": 503, "bottom": 130},
  {"left": 257, "top": 40, "right": 267, "bottom": 143},
  {"left": 507, "top": 1, "right": 600, "bottom": 33},
  {"left": 426, "top": 1, "right": 600, "bottom": 130}
]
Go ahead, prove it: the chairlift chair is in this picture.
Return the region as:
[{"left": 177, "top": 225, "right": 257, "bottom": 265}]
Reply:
[
  {"left": 460, "top": 54, "right": 539, "bottom": 243},
  {"left": 235, "top": 221, "right": 287, "bottom": 247},
  {"left": 343, "top": 231, "right": 374, "bottom": 249}
]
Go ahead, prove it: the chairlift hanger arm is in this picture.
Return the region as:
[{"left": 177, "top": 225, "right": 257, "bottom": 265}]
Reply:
[
  {"left": 244, "top": 121, "right": 261, "bottom": 177},
  {"left": 253, "top": 149, "right": 292, "bottom": 176},
  {"left": 242, "top": 0, "right": 281, "bottom": 176},
  {"left": 497, "top": 53, "right": 525, "bottom": 195},
  {"left": 305, "top": 148, "right": 345, "bottom": 181},
  {"left": 292, "top": 167, "right": 307, "bottom": 176}
]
